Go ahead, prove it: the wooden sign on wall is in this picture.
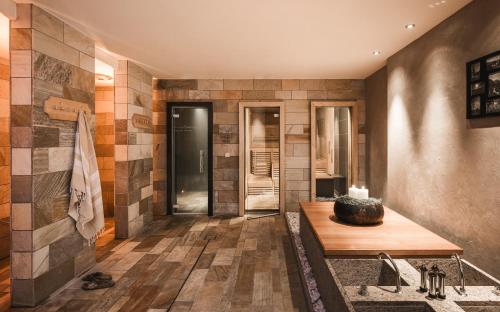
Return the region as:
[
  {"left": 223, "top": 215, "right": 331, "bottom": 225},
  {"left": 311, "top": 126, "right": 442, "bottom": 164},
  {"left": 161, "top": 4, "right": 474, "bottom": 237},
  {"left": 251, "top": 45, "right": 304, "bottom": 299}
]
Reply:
[
  {"left": 132, "top": 113, "right": 152, "bottom": 130},
  {"left": 44, "top": 96, "right": 91, "bottom": 121}
]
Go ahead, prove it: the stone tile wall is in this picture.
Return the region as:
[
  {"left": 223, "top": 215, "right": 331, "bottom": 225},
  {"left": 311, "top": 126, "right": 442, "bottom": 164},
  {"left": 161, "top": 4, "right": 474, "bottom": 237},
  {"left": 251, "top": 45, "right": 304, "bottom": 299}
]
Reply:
[
  {"left": 152, "top": 79, "right": 365, "bottom": 215},
  {"left": 95, "top": 86, "right": 114, "bottom": 218},
  {"left": 114, "top": 61, "right": 153, "bottom": 239},
  {"left": 0, "top": 58, "right": 10, "bottom": 260},
  {"left": 10, "top": 4, "right": 96, "bottom": 306}
]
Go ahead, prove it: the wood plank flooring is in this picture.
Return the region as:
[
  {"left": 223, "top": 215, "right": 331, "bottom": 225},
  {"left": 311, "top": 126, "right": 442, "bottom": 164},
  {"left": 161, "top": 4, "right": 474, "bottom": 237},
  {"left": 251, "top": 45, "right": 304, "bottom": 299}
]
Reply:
[{"left": 4, "top": 215, "right": 306, "bottom": 312}]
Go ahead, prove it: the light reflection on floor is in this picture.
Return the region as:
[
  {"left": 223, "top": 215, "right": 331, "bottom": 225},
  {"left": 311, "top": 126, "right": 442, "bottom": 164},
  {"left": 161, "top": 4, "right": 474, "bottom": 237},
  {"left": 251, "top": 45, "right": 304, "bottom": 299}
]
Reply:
[
  {"left": 175, "top": 191, "right": 208, "bottom": 213},
  {"left": 247, "top": 193, "right": 279, "bottom": 210}
]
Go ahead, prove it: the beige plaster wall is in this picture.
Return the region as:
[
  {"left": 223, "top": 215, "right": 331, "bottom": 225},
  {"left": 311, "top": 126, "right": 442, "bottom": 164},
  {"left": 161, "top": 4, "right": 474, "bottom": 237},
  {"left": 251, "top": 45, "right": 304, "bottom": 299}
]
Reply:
[
  {"left": 365, "top": 66, "right": 387, "bottom": 199},
  {"left": 386, "top": 0, "right": 500, "bottom": 278}
]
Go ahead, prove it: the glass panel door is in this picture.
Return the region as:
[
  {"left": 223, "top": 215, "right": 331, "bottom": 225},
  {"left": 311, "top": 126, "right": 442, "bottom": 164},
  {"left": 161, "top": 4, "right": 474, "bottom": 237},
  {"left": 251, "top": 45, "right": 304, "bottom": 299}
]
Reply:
[
  {"left": 244, "top": 107, "right": 280, "bottom": 212},
  {"left": 170, "top": 106, "right": 209, "bottom": 214}
]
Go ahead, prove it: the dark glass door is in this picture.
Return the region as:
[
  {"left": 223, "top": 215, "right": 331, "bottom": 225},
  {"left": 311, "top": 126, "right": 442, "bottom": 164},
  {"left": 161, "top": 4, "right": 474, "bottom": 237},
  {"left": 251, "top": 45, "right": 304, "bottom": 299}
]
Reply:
[{"left": 167, "top": 103, "right": 213, "bottom": 215}]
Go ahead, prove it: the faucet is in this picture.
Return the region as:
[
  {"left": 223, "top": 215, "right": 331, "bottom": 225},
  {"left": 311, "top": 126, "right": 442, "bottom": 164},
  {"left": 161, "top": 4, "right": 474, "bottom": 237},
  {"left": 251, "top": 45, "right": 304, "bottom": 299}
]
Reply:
[
  {"left": 378, "top": 252, "right": 402, "bottom": 293},
  {"left": 453, "top": 253, "right": 466, "bottom": 295}
]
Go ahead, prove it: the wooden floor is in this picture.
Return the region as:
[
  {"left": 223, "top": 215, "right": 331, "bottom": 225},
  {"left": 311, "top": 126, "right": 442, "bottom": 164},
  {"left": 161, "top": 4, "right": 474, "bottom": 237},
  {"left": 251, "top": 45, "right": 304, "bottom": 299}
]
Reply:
[{"left": 4, "top": 215, "right": 306, "bottom": 312}]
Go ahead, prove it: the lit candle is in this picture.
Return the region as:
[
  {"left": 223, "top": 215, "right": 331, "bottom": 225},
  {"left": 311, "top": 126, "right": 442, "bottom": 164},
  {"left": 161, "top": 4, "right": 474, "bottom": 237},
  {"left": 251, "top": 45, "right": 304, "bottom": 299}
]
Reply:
[
  {"left": 358, "top": 186, "right": 369, "bottom": 200},
  {"left": 348, "top": 185, "right": 359, "bottom": 199}
]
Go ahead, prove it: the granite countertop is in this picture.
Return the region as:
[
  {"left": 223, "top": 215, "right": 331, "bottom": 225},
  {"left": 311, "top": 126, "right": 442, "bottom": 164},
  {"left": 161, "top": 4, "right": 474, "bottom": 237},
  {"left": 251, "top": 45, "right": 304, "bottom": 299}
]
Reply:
[
  {"left": 286, "top": 212, "right": 500, "bottom": 312},
  {"left": 286, "top": 212, "right": 326, "bottom": 312}
]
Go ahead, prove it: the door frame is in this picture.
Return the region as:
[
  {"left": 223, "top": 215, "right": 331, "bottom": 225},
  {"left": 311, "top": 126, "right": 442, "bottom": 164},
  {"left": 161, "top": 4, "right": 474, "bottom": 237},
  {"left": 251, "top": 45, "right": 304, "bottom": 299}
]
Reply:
[
  {"left": 310, "top": 100, "right": 358, "bottom": 200},
  {"left": 238, "top": 101, "right": 285, "bottom": 216},
  {"left": 166, "top": 102, "right": 213, "bottom": 216}
]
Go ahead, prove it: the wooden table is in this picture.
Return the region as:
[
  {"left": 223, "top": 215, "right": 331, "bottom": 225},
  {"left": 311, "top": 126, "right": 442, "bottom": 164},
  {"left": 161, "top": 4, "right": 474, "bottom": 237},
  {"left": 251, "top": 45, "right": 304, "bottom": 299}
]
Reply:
[{"left": 300, "top": 201, "right": 463, "bottom": 257}]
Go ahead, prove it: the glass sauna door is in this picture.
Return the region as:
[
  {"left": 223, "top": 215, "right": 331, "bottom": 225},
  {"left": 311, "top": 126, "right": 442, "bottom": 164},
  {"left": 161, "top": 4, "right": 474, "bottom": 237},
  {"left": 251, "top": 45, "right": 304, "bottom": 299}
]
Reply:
[
  {"left": 170, "top": 106, "right": 209, "bottom": 214},
  {"left": 244, "top": 107, "right": 280, "bottom": 212}
]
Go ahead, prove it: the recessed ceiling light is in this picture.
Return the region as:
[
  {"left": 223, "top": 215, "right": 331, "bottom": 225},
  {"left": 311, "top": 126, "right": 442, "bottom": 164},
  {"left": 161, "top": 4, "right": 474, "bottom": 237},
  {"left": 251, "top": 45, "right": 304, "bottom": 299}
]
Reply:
[
  {"left": 429, "top": 0, "right": 445, "bottom": 8},
  {"left": 372, "top": 50, "right": 381, "bottom": 56},
  {"left": 405, "top": 23, "right": 416, "bottom": 29}
]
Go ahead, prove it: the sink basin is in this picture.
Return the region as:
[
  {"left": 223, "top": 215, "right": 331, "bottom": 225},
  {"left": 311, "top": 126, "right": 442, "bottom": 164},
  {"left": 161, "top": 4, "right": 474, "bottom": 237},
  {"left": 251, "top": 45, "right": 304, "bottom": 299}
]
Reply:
[
  {"left": 328, "top": 259, "right": 410, "bottom": 286},
  {"left": 407, "top": 259, "right": 500, "bottom": 287},
  {"left": 455, "top": 301, "right": 500, "bottom": 312},
  {"left": 352, "top": 301, "right": 435, "bottom": 312}
]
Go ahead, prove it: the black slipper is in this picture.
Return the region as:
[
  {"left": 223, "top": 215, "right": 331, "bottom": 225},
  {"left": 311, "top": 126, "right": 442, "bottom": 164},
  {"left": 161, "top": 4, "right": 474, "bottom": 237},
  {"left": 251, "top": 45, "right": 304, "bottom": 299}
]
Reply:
[
  {"left": 81, "top": 279, "right": 115, "bottom": 291},
  {"left": 81, "top": 271, "right": 112, "bottom": 282}
]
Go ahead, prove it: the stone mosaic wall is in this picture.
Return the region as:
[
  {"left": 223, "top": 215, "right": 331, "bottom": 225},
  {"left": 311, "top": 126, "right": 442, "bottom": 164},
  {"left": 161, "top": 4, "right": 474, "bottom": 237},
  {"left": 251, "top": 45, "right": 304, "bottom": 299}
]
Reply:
[
  {"left": 114, "top": 61, "right": 153, "bottom": 239},
  {"left": 10, "top": 4, "right": 96, "bottom": 306},
  {"left": 0, "top": 58, "right": 10, "bottom": 259},
  {"left": 152, "top": 79, "right": 365, "bottom": 215},
  {"left": 95, "top": 86, "right": 114, "bottom": 218}
]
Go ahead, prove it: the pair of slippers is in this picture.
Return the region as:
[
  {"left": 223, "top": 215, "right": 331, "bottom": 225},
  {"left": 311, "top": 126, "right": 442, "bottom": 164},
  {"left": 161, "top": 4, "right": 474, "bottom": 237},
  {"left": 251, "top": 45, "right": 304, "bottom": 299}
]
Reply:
[{"left": 81, "top": 272, "right": 115, "bottom": 291}]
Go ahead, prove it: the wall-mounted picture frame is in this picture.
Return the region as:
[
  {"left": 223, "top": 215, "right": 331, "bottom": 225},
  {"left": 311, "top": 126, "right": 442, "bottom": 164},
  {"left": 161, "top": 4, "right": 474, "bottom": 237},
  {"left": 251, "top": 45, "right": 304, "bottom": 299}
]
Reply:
[
  {"left": 470, "top": 61, "right": 481, "bottom": 81},
  {"left": 486, "top": 98, "right": 500, "bottom": 115},
  {"left": 466, "top": 50, "right": 500, "bottom": 119},
  {"left": 470, "top": 96, "right": 481, "bottom": 117},
  {"left": 488, "top": 72, "right": 500, "bottom": 97},
  {"left": 471, "top": 82, "right": 485, "bottom": 96},
  {"left": 486, "top": 54, "right": 500, "bottom": 72}
]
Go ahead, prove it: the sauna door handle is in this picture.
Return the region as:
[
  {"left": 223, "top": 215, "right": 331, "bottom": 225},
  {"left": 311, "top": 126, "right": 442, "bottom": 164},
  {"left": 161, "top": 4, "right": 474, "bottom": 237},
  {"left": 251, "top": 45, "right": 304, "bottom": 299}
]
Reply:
[{"left": 200, "top": 150, "right": 205, "bottom": 174}]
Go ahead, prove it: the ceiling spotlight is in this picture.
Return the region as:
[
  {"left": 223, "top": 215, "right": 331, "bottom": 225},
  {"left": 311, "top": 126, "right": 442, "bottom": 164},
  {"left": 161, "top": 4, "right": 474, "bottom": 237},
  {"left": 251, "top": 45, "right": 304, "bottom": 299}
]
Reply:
[
  {"left": 372, "top": 50, "right": 381, "bottom": 56},
  {"left": 429, "top": 0, "right": 445, "bottom": 8},
  {"left": 405, "top": 23, "right": 416, "bottom": 29}
]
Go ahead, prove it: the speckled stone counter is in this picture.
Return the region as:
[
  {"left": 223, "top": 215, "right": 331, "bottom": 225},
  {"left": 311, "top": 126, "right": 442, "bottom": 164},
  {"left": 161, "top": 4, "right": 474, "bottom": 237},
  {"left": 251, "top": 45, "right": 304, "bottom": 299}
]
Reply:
[
  {"left": 286, "top": 212, "right": 326, "bottom": 312},
  {"left": 286, "top": 212, "right": 500, "bottom": 312}
]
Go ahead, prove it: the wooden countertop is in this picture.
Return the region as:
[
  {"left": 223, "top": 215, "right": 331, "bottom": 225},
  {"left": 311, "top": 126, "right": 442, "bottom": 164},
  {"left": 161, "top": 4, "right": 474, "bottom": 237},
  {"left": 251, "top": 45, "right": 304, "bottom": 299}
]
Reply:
[{"left": 300, "top": 201, "right": 463, "bottom": 257}]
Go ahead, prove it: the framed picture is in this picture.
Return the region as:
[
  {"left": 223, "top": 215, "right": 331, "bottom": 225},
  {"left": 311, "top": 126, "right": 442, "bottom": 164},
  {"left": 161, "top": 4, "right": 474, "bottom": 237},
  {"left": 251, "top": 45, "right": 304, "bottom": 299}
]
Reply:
[
  {"left": 470, "top": 62, "right": 481, "bottom": 81},
  {"left": 470, "top": 96, "right": 481, "bottom": 116},
  {"left": 486, "top": 98, "right": 500, "bottom": 115},
  {"left": 486, "top": 54, "right": 500, "bottom": 72},
  {"left": 471, "top": 81, "right": 485, "bottom": 96},
  {"left": 488, "top": 72, "right": 500, "bottom": 97},
  {"left": 466, "top": 50, "right": 500, "bottom": 119}
]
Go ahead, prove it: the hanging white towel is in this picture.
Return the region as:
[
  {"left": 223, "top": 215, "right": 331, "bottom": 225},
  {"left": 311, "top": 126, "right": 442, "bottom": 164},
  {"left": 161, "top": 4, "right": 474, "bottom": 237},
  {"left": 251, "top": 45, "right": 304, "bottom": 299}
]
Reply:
[{"left": 68, "top": 111, "right": 104, "bottom": 244}]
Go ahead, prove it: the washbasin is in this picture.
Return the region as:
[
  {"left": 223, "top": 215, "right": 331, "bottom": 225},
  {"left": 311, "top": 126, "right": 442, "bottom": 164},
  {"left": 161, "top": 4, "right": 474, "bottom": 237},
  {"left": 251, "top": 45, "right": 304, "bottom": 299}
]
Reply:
[
  {"left": 455, "top": 301, "right": 500, "bottom": 312},
  {"left": 407, "top": 259, "right": 500, "bottom": 287},
  {"left": 352, "top": 301, "right": 436, "bottom": 312},
  {"left": 327, "top": 259, "right": 410, "bottom": 286}
]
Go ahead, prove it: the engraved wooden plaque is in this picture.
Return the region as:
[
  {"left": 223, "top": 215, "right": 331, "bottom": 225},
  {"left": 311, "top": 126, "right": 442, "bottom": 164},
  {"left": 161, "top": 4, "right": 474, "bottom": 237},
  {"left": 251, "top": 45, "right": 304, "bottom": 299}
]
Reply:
[{"left": 132, "top": 113, "right": 152, "bottom": 130}]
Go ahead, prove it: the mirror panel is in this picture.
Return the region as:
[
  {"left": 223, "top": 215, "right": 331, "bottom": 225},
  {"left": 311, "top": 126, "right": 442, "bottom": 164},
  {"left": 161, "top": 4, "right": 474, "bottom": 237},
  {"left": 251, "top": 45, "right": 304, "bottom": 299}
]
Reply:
[{"left": 311, "top": 101, "right": 358, "bottom": 201}]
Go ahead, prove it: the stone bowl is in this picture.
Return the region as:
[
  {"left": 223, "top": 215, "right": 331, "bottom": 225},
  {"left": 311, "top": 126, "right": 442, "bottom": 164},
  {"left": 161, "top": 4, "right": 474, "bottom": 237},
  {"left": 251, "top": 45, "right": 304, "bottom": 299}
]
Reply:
[{"left": 333, "top": 196, "right": 384, "bottom": 225}]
